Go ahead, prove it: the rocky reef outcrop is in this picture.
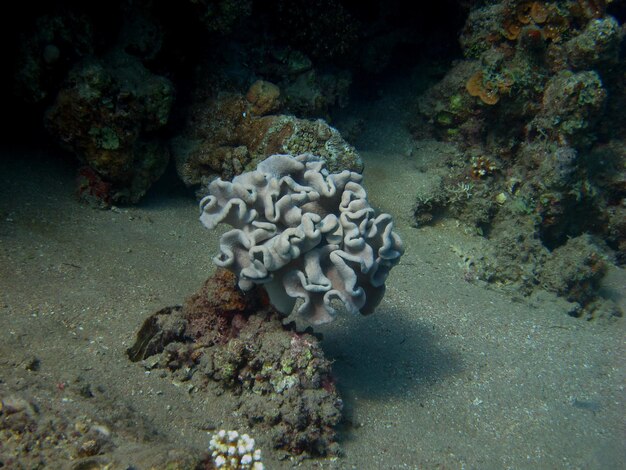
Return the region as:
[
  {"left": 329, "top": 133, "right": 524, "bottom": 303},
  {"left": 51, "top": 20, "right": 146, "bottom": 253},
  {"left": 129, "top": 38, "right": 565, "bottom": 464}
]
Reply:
[
  {"left": 172, "top": 82, "right": 363, "bottom": 198},
  {"left": 44, "top": 52, "right": 174, "bottom": 205},
  {"left": 411, "top": 0, "right": 625, "bottom": 317},
  {"left": 128, "top": 269, "right": 343, "bottom": 457}
]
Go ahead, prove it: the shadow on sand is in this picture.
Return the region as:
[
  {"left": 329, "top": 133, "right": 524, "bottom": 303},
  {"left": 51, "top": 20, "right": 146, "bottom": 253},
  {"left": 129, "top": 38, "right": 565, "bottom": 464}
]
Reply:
[{"left": 320, "top": 305, "right": 464, "bottom": 399}]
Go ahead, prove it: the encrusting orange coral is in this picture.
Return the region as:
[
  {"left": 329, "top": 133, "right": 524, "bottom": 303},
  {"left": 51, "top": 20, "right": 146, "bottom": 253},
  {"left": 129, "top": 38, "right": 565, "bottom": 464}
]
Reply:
[
  {"left": 530, "top": 2, "right": 549, "bottom": 23},
  {"left": 501, "top": 1, "right": 570, "bottom": 43},
  {"left": 466, "top": 71, "right": 500, "bottom": 105},
  {"left": 503, "top": 19, "right": 522, "bottom": 40},
  {"left": 517, "top": 2, "right": 533, "bottom": 24}
]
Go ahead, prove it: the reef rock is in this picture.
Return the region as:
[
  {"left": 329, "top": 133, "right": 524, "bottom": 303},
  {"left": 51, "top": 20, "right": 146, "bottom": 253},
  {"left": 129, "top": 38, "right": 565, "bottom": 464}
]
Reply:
[
  {"left": 528, "top": 70, "right": 606, "bottom": 148},
  {"left": 172, "top": 85, "right": 362, "bottom": 198},
  {"left": 409, "top": 1, "right": 624, "bottom": 316},
  {"left": 128, "top": 269, "right": 343, "bottom": 457}
]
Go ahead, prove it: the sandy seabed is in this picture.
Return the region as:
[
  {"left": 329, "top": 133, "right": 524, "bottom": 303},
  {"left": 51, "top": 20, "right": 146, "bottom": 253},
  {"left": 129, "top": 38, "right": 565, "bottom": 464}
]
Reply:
[{"left": 1, "top": 86, "right": 625, "bottom": 469}]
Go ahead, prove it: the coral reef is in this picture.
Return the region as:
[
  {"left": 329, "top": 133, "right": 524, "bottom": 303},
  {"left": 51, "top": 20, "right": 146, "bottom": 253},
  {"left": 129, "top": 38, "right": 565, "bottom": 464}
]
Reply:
[
  {"left": 411, "top": 0, "right": 625, "bottom": 316},
  {"left": 247, "top": 46, "right": 353, "bottom": 118},
  {"left": 14, "top": 13, "right": 94, "bottom": 103},
  {"left": 44, "top": 52, "right": 174, "bottom": 205},
  {"left": 281, "top": 68, "right": 353, "bottom": 118},
  {"left": 416, "top": 61, "right": 487, "bottom": 142},
  {"left": 528, "top": 70, "right": 606, "bottom": 147},
  {"left": 8, "top": 0, "right": 622, "bottom": 318},
  {"left": 412, "top": 136, "right": 623, "bottom": 317},
  {"left": 199, "top": 154, "right": 404, "bottom": 324},
  {"left": 420, "top": 0, "right": 623, "bottom": 146},
  {"left": 538, "top": 234, "right": 608, "bottom": 305},
  {"left": 245, "top": 80, "right": 281, "bottom": 116},
  {"left": 12, "top": 0, "right": 440, "bottom": 208},
  {"left": 563, "top": 16, "right": 622, "bottom": 69},
  {"left": 172, "top": 83, "right": 363, "bottom": 197},
  {"left": 128, "top": 269, "right": 343, "bottom": 457}
]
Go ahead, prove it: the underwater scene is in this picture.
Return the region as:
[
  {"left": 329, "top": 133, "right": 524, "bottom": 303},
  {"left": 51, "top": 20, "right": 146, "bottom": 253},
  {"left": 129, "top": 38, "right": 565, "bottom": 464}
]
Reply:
[{"left": 0, "top": 0, "right": 624, "bottom": 468}]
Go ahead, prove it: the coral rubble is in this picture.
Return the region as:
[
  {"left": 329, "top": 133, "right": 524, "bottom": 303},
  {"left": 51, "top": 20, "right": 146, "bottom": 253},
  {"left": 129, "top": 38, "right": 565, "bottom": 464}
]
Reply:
[
  {"left": 0, "top": 395, "right": 114, "bottom": 466},
  {"left": 0, "top": 392, "right": 221, "bottom": 469}
]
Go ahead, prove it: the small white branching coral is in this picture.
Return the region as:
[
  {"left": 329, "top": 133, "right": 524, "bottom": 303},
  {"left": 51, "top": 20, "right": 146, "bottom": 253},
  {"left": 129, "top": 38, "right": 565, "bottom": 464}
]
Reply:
[
  {"left": 199, "top": 153, "right": 404, "bottom": 324},
  {"left": 209, "top": 430, "right": 264, "bottom": 469}
]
